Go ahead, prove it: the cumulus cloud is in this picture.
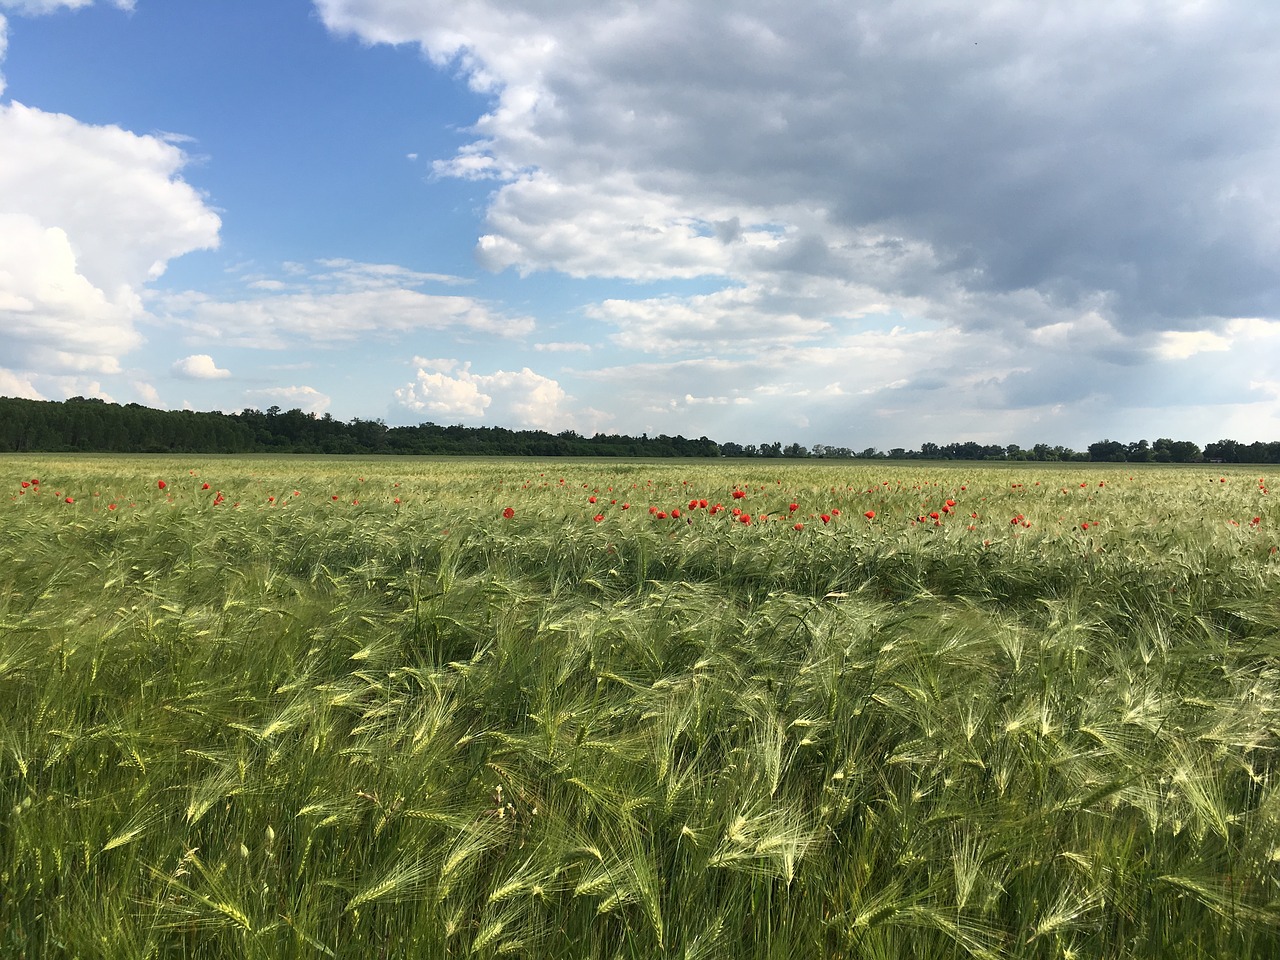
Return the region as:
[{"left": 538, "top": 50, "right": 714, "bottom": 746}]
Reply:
[
  {"left": 395, "top": 358, "right": 571, "bottom": 431},
  {"left": 131, "top": 380, "right": 162, "bottom": 406},
  {"left": 172, "top": 354, "right": 231, "bottom": 379},
  {"left": 0, "top": 366, "right": 42, "bottom": 399},
  {"left": 0, "top": 102, "right": 220, "bottom": 376}
]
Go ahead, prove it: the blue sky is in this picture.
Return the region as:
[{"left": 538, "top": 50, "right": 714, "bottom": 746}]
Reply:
[{"left": 2, "top": 0, "right": 1279, "bottom": 450}]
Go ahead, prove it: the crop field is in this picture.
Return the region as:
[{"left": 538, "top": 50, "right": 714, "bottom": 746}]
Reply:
[{"left": 3, "top": 455, "right": 1280, "bottom": 959}]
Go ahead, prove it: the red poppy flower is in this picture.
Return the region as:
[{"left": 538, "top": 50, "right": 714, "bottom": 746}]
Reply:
[
  {"left": 831, "top": 509, "right": 840, "bottom": 516},
  {"left": 671, "top": 509, "right": 681, "bottom": 519},
  {"left": 593, "top": 513, "right": 605, "bottom": 522},
  {"left": 502, "top": 507, "right": 515, "bottom": 519},
  {"left": 157, "top": 480, "right": 167, "bottom": 490},
  {"left": 108, "top": 503, "right": 117, "bottom": 511},
  {"left": 732, "top": 490, "right": 746, "bottom": 499},
  {"left": 789, "top": 503, "right": 799, "bottom": 512},
  {"left": 332, "top": 495, "right": 339, "bottom": 501},
  {"left": 929, "top": 511, "right": 940, "bottom": 520},
  {"left": 621, "top": 503, "right": 630, "bottom": 510},
  {"left": 588, "top": 496, "right": 597, "bottom": 503},
  {"left": 64, "top": 496, "right": 74, "bottom": 504},
  {"left": 820, "top": 514, "right": 830, "bottom": 524},
  {"left": 202, "top": 483, "right": 210, "bottom": 490},
  {"left": 656, "top": 511, "right": 667, "bottom": 519},
  {"left": 793, "top": 522, "right": 804, "bottom": 531},
  {"left": 20, "top": 481, "right": 29, "bottom": 489},
  {"left": 699, "top": 499, "right": 708, "bottom": 508},
  {"left": 864, "top": 510, "right": 875, "bottom": 519},
  {"left": 740, "top": 514, "right": 751, "bottom": 524},
  {"left": 689, "top": 499, "right": 699, "bottom": 510}
]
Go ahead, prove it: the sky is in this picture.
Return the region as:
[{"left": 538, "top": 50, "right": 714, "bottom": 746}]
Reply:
[{"left": 2, "top": 0, "right": 1279, "bottom": 451}]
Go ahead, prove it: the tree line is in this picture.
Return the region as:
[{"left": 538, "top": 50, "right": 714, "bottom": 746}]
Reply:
[
  {"left": 0, "top": 397, "right": 719, "bottom": 458},
  {"left": 1, "top": 396, "right": 1277, "bottom": 463}
]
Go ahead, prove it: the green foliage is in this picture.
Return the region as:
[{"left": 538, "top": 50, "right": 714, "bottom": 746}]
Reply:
[{"left": 2, "top": 457, "right": 1280, "bottom": 957}]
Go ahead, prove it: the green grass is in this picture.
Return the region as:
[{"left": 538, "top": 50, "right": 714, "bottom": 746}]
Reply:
[{"left": 2, "top": 456, "right": 1279, "bottom": 958}]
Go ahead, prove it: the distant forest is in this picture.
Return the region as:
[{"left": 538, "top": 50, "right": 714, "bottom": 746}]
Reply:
[{"left": 2, "top": 396, "right": 1278, "bottom": 463}]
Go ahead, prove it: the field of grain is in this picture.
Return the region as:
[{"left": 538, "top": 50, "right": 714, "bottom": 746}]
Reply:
[{"left": 3, "top": 456, "right": 1279, "bottom": 958}]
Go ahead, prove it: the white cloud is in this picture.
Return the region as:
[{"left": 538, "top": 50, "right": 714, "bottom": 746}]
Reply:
[
  {"left": 396, "top": 368, "right": 490, "bottom": 418},
  {"left": 172, "top": 353, "right": 231, "bottom": 379},
  {"left": 0, "top": 101, "right": 220, "bottom": 375},
  {"left": 395, "top": 360, "right": 571, "bottom": 430},
  {"left": 161, "top": 287, "right": 532, "bottom": 349},
  {"left": 0, "top": 366, "right": 42, "bottom": 399},
  {"left": 155, "top": 260, "right": 530, "bottom": 349},
  {"left": 312, "top": 258, "right": 469, "bottom": 289},
  {"left": 1155, "top": 330, "right": 1231, "bottom": 361},
  {"left": 0, "top": 1, "right": 133, "bottom": 12},
  {"left": 131, "top": 379, "right": 162, "bottom": 406},
  {"left": 245, "top": 385, "right": 331, "bottom": 415}
]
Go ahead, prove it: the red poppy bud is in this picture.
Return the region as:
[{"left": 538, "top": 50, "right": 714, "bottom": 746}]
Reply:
[{"left": 502, "top": 507, "right": 515, "bottom": 519}]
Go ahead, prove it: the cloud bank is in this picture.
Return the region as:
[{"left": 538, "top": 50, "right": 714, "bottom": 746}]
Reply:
[{"left": 314, "top": 0, "right": 1280, "bottom": 442}]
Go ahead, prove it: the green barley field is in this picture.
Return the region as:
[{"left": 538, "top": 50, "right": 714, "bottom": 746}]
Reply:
[{"left": 3, "top": 455, "right": 1280, "bottom": 959}]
